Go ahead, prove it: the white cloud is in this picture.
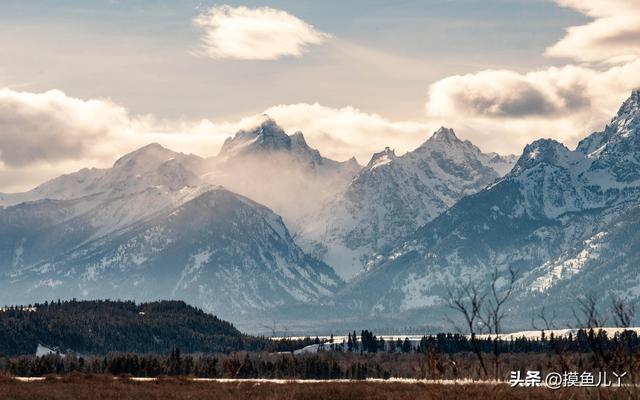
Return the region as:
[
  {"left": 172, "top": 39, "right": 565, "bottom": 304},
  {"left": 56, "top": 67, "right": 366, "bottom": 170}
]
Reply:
[
  {"left": 193, "top": 5, "right": 330, "bottom": 60},
  {"left": 426, "top": 67, "right": 591, "bottom": 118},
  {"left": 0, "top": 87, "right": 443, "bottom": 192},
  {"left": 546, "top": 0, "right": 640, "bottom": 64},
  {"left": 0, "top": 89, "right": 234, "bottom": 168},
  {"left": 0, "top": 89, "right": 130, "bottom": 167},
  {"left": 421, "top": 0, "right": 640, "bottom": 154},
  {"left": 0, "top": 89, "right": 236, "bottom": 191},
  {"left": 425, "top": 61, "right": 640, "bottom": 154}
]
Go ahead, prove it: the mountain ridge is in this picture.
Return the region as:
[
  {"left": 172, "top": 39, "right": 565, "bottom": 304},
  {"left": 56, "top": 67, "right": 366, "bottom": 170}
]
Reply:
[
  {"left": 331, "top": 90, "right": 640, "bottom": 327},
  {"left": 297, "top": 126, "right": 517, "bottom": 280}
]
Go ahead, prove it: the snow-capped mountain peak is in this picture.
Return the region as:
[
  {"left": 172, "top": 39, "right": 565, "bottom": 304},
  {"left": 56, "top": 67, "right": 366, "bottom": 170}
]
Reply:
[
  {"left": 298, "top": 127, "right": 517, "bottom": 280},
  {"left": 366, "top": 147, "right": 397, "bottom": 170},
  {"left": 430, "top": 126, "right": 461, "bottom": 143},
  {"left": 336, "top": 91, "right": 640, "bottom": 328},
  {"left": 577, "top": 90, "right": 640, "bottom": 156},
  {"left": 511, "top": 139, "right": 581, "bottom": 176},
  {"left": 113, "top": 143, "right": 178, "bottom": 169},
  {"left": 218, "top": 116, "right": 291, "bottom": 157},
  {"left": 614, "top": 88, "right": 640, "bottom": 127},
  {"left": 0, "top": 143, "right": 203, "bottom": 207}
]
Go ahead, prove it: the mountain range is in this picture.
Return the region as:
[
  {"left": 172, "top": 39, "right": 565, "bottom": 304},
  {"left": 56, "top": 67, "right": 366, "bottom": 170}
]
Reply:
[
  {"left": 298, "top": 127, "right": 515, "bottom": 279},
  {"left": 334, "top": 89, "right": 640, "bottom": 329},
  {"left": 0, "top": 137, "right": 342, "bottom": 324},
  {"left": 2, "top": 91, "right": 639, "bottom": 332}
]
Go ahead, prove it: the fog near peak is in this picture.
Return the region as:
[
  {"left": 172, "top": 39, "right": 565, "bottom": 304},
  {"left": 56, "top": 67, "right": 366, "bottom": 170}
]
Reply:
[{"left": 201, "top": 150, "right": 359, "bottom": 232}]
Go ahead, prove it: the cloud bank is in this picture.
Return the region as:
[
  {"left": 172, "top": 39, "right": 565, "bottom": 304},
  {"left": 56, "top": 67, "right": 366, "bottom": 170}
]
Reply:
[
  {"left": 4, "top": 0, "right": 640, "bottom": 192},
  {"left": 193, "top": 5, "right": 330, "bottom": 60},
  {"left": 0, "top": 89, "right": 130, "bottom": 167},
  {"left": 546, "top": 0, "right": 640, "bottom": 64},
  {"left": 423, "top": 0, "right": 640, "bottom": 153},
  {"left": 0, "top": 89, "right": 237, "bottom": 192},
  {"left": 0, "top": 88, "right": 434, "bottom": 192}
]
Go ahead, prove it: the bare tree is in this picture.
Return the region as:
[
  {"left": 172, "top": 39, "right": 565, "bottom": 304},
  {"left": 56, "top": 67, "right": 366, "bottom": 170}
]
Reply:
[
  {"left": 480, "top": 266, "right": 518, "bottom": 380},
  {"left": 573, "top": 294, "right": 608, "bottom": 370},
  {"left": 446, "top": 279, "right": 488, "bottom": 377},
  {"left": 260, "top": 320, "right": 278, "bottom": 337},
  {"left": 612, "top": 297, "right": 635, "bottom": 329},
  {"left": 574, "top": 294, "right": 605, "bottom": 329},
  {"left": 446, "top": 267, "right": 518, "bottom": 380},
  {"left": 531, "top": 304, "right": 559, "bottom": 332},
  {"left": 611, "top": 297, "right": 637, "bottom": 390},
  {"left": 532, "top": 305, "right": 572, "bottom": 371}
]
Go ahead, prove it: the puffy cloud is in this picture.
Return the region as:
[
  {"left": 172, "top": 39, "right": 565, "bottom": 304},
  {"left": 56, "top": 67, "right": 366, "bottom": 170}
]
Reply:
[
  {"left": 423, "top": 0, "right": 640, "bottom": 154},
  {"left": 426, "top": 67, "right": 591, "bottom": 118},
  {"left": 0, "top": 89, "right": 237, "bottom": 191},
  {"left": 425, "top": 61, "right": 640, "bottom": 154},
  {"left": 546, "top": 0, "right": 640, "bottom": 64},
  {"left": 0, "top": 87, "right": 443, "bottom": 192},
  {"left": 0, "top": 89, "right": 234, "bottom": 168},
  {"left": 192, "top": 5, "right": 330, "bottom": 60},
  {"left": 0, "top": 89, "right": 131, "bottom": 167}
]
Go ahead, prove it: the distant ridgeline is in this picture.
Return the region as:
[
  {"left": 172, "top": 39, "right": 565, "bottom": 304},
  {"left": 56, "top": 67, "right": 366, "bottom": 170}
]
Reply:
[{"left": 0, "top": 300, "right": 272, "bottom": 356}]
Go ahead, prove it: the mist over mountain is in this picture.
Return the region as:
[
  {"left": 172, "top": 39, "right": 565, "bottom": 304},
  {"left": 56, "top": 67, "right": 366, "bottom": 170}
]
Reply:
[
  {"left": 202, "top": 116, "right": 361, "bottom": 231},
  {"left": 0, "top": 143, "right": 204, "bottom": 209},
  {"left": 0, "top": 186, "right": 342, "bottom": 325},
  {"left": 0, "top": 123, "right": 347, "bottom": 327}
]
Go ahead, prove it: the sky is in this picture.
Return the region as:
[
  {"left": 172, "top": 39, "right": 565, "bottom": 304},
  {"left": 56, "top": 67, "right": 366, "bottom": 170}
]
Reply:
[{"left": 1, "top": 0, "right": 640, "bottom": 192}]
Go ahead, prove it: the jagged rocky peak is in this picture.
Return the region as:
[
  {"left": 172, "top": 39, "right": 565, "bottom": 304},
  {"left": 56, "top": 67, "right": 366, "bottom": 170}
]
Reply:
[
  {"left": 414, "top": 126, "right": 471, "bottom": 154},
  {"left": 366, "top": 146, "right": 397, "bottom": 169},
  {"left": 290, "top": 130, "right": 308, "bottom": 146},
  {"left": 511, "top": 139, "right": 575, "bottom": 175},
  {"left": 577, "top": 90, "right": 640, "bottom": 156},
  {"left": 431, "top": 126, "right": 460, "bottom": 142},
  {"left": 289, "top": 130, "right": 324, "bottom": 162},
  {"left": 616, "top": 89, "right": 640, "bottom": 121},
  {"left": 215, "top": 116, "right": 360, "bottom": 174},
  {"left": 219, "top": 115, "right": 293, "bottom": 156},
  {"left": 599, "top": 89, "right": 640, "bottom": 140}
]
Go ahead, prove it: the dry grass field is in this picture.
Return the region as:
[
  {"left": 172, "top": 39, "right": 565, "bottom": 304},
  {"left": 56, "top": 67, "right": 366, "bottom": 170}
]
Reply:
[{"left": 0, "top": 375, "right": 633, "bottom": 400}]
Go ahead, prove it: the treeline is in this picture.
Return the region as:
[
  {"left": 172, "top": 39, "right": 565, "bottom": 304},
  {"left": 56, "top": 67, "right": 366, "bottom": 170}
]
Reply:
[
  {"left": 0, "top": 300, "right": 315, "bottom": 356},
  {"left": 0, "top": 348, "right": 630, "bottom": 380},
  {"left": 2, "top": 329, "right": 639, "bottom": 379},
  {"left": 337, "top": 329, "right": 640, "bottom": 355}
]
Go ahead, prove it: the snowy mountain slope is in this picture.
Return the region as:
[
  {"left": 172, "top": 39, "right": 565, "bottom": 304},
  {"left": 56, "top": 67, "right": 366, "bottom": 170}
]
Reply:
[
  {"left": 0, "top": 144, "right": 211, "bottom": 278},
  {"left": 335, "top": 90, "right": 640, "bottom": 325},
  {"left": 0, "top": 139, "right": 343, "bottom": 321},
  {"left": 202, "top": 117, "right": 361, "bottom": 231},
  {"left": 0, "top": 119, "right": 359, "bottom": 239},
  {"left": 0, "top": 188, "right": 343, "bottom": 320},
  {"left": 0, "top": 145, "right": 212, "bottom": 263},
  {"left": 0, "top": 143, "right": 204, "bottom": 207},
  {"left": 298, "top": 127, "right": 516, "bottom": 280}
]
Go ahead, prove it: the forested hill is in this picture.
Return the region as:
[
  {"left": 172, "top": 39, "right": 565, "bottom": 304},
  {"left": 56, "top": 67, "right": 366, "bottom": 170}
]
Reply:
[{"left": 0, "top": 300, "right": 270, "bottom": 356}]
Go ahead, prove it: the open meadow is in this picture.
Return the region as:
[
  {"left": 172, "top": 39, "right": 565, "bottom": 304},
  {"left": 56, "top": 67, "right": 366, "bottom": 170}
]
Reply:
[{"left": 0, "top": 376, "right": 634, "bottom": 400}]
